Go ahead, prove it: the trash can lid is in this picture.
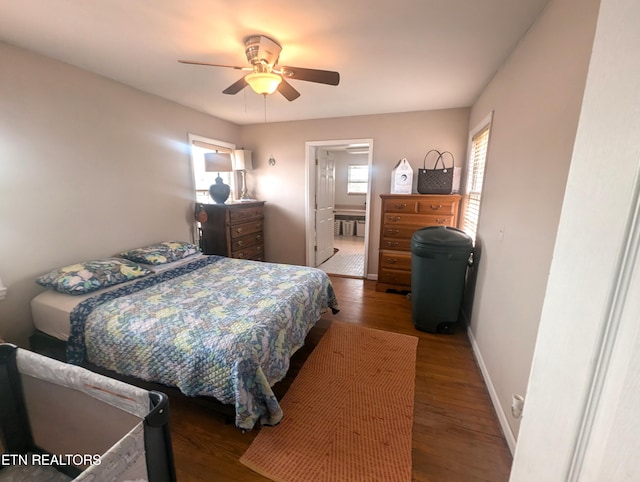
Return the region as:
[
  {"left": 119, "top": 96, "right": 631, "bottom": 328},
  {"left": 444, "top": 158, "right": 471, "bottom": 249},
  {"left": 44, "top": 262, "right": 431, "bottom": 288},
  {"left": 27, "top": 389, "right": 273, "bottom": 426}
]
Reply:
[{"left": 411, "top": 226, "right": 473, "bottom": 248}]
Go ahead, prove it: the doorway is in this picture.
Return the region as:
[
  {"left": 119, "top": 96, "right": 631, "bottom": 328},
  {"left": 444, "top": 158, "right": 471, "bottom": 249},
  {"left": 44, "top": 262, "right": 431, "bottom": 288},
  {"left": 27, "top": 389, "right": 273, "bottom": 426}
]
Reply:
[{"left": 305, "top": 139, "right": 373, "bottom": 278}]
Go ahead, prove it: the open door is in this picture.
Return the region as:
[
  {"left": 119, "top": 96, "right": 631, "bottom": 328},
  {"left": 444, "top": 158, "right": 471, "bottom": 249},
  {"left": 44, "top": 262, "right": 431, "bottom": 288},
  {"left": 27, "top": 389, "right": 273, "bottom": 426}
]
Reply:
[
  {"left": 314, "top": 148, "right": 336, "bottom": 266},
  {"left": 305, "top": 139, "right": 373, "bottom": 277}
]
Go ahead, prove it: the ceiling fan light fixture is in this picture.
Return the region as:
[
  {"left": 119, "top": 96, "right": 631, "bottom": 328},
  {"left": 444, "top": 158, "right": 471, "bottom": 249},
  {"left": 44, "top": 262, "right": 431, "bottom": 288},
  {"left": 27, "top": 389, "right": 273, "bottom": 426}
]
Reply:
[{"left": 245, "top": 72, "right": 282, "bottom": 95}]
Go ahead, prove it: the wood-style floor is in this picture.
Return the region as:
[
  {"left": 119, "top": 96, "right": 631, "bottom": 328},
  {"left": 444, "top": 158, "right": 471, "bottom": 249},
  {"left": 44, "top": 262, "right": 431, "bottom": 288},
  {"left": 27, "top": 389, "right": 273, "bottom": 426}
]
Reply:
[{"left": 168, "top": 277, "right": 512, "bottom": 481}]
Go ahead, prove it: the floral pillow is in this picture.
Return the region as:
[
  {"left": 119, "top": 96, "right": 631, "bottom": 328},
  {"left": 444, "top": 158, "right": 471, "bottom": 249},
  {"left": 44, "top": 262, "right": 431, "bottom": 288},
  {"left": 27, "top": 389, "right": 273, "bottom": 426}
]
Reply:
[
  {"left": 119, "top": 241, "right": 200, "bottom": 265},
  {"left": 37, "top": 258, "right": 152, "bottom": 295}
]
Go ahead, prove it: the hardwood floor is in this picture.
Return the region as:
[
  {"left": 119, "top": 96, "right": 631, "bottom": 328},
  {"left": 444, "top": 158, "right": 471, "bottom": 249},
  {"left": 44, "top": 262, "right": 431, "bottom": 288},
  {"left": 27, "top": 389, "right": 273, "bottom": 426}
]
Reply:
[{"left": 168, "top": 277, "right": 512, "bottom": 481}]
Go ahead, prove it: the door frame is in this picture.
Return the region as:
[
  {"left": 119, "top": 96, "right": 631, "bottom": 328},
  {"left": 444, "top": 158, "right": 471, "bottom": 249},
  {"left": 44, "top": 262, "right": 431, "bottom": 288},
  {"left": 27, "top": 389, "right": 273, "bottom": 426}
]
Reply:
[{"left": 304, "top": 139, "right": 374, "bottom": 276}]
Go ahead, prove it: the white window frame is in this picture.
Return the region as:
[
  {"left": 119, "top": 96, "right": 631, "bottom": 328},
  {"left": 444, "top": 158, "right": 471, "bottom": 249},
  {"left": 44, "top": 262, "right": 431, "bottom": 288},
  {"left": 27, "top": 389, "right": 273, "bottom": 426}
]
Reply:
[
  {"left": 188, "top": 134, "right": 236, "bottom": 205},
  {"left": 461, "top": 112, "right": 493, "bottom": 242},
  {"left": 347, "top": 164, "right": 369, "bottom": 194}
]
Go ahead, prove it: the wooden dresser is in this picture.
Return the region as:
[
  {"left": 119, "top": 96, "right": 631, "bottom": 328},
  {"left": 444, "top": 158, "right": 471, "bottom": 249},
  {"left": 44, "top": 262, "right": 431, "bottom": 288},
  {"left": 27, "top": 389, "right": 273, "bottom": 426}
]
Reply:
[
  {"left": 377, "top": 194, "right": 461, "bottom": 292},
  {"left": 200, "top": 201, "right": 265, "bottom": 260}
]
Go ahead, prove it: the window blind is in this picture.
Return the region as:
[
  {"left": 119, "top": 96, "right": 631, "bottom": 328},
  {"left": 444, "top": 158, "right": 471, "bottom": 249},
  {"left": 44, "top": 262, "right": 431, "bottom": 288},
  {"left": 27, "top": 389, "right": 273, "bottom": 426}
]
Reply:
[{"left": 461, "top": 124, "right": 490, "bottom": 241}]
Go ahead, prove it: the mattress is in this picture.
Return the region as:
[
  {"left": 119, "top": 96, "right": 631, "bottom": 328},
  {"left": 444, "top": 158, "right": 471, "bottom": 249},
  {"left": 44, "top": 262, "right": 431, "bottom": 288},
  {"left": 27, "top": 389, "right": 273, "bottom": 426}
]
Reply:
[{"left": 30, "top": 254, "right": 203, "bottom": 341}]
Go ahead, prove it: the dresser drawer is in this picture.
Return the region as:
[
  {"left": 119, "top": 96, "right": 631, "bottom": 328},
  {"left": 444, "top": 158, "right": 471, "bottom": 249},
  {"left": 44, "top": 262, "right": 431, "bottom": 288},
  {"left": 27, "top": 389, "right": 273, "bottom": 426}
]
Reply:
[
  {"left": 380, "top": 251, "right": 412, "bottom": 270},
  {"left": 232, "top": 243, "right": 264, "bottom": 260},
  {"left": 380, "top": 238, "right": 412, "bottom": 251},
  {"left": 416, "top": 199, "right": 458, "bottom": 215},
  {"left": 229, "top": 206, "right": 264, "bottom": 223},
  {"left": 381, "top": 225, "right": 418, "bottom": 239},
  {"left": 383, "top": 198, "right": 417, "bottom": 213},
  {"left": 230, "top": 219, "right": 263, "bottom": 239},
  {"left": 378, "top": 268, "right": 412, "bottom": 287},
  {"left": 383, "top": 196, "right": 458, "bottom": 215},
  {"left": 231, "top": 232, "right": 263, "bottom": 251},
  {"left": 384, "top": 213, "right": 454, "bottom": 227}
]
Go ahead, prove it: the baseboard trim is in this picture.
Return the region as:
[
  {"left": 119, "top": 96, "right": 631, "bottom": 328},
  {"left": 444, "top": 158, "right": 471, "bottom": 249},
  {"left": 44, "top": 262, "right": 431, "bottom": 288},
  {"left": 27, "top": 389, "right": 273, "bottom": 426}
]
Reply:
[{"left": 466, "top": 325, "right": 517, "bottom": 455}]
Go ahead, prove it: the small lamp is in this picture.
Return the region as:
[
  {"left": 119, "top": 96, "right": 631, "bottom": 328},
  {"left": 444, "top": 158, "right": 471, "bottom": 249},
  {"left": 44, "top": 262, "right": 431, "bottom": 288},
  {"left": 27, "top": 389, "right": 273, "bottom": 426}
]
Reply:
[
  {"left": 204, "top": 151, "right": 233, "bottom": 204},
  {"left": 233, "top": 149, "right": 253, "bottom": 200}
]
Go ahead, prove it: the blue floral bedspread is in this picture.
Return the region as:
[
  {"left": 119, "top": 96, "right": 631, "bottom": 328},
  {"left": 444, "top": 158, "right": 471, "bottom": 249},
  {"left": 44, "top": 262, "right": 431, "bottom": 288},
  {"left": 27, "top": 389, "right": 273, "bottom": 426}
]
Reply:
[{"left": 67, "top": 256, "right": 339, "bottom": 429}]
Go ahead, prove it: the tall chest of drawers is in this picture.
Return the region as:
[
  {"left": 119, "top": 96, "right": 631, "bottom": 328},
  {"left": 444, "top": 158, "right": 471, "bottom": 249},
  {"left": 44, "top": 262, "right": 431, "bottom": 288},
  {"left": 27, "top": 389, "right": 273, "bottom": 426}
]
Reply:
[
  {"left": 376, "top": 194, "right": 461, "bottom": 292},
  {"left": 200, "top": 201, "right": 265, "bottom": 260}
]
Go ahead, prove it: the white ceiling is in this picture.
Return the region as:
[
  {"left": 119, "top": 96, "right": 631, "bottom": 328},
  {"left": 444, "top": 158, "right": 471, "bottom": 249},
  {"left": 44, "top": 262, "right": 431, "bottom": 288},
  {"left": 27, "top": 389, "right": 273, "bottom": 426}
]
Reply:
[{"left": 0, "top": 0, "right": 550, "bottom": 125}]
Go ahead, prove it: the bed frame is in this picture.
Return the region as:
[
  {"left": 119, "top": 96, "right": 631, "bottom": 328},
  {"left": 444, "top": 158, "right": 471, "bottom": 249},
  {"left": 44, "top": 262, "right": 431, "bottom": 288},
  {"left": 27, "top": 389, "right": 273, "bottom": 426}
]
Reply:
[
  {"left": 28, "top": 322, "right": 330, "bottom": 427},
  {"left": 28, "top": 330, "right": 237, "bottom": 423}
]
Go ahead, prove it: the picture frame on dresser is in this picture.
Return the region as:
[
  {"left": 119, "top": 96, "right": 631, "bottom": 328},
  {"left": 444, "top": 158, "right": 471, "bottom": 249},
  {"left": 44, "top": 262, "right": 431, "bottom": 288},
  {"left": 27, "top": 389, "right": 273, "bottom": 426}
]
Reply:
[{"left": 376, "top": 193, "right": 461, "bottom": 292}]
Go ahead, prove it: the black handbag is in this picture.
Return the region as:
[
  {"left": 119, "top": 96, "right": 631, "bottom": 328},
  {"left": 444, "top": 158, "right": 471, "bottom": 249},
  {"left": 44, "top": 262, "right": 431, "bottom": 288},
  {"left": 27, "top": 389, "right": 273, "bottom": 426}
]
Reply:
[{"left": 417, "top": 149, "right": 455, "bottom": 194}]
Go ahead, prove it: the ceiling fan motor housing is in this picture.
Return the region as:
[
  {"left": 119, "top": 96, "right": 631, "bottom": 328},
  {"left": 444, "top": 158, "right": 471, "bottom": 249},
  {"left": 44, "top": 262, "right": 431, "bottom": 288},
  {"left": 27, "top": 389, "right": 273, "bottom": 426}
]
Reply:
[{"left": 244, "top": 35, "right": 282, "bottom": 67}]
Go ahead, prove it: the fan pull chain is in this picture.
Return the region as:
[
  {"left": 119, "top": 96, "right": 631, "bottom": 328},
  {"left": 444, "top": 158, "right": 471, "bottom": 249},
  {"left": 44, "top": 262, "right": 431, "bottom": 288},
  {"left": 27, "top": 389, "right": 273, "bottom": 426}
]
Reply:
[{"left": 263, "top": 94, "right": 268, "bottom": 123}]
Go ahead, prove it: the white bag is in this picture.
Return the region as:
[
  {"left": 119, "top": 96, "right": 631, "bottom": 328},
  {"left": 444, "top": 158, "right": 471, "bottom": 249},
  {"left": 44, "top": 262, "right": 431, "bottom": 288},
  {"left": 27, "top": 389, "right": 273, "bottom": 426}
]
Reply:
[{"left": 390, "top": 158, "right": 413, "bottom": 194}]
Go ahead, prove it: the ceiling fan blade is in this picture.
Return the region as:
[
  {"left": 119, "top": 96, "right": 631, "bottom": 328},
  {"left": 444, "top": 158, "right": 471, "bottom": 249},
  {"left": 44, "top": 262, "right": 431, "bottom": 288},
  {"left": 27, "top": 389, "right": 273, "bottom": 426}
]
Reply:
[
  {"left": 223, "top": 77, "right": 248, "bottom": 95},
  {"left": 178, "top": 60, "right": 251, "bottom": 71},
  {"left": 277, "top": 79, "right": 301, "bottom": 101},
  {"left": 280, "top": 66, "right": 340, "bottom": 86}
]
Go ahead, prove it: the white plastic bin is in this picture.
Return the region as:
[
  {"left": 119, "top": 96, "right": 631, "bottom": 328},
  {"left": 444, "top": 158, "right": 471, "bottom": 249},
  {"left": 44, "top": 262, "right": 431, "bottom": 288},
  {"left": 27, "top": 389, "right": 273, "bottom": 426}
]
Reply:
[
  {"left": 356, "top": 220, "right": 365, "bottom": 237},
  {"left": 342, "top": 220, "right": 355, "bottom": 236}
]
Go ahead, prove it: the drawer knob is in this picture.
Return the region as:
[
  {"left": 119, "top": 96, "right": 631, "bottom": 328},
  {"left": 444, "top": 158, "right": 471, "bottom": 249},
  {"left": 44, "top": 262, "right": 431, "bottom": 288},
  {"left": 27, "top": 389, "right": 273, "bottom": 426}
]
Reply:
[
  {"left": 236, "top": 227, "right": 244, "bottom": 234},
  {"left": 390, "top": 216, "right": 401, "bottom": 222},
  {"left": 394, "top": 203, "right": 407, "bottom": 209},
  {"left": 256, "top": 234, "right": 262, "bottom": 240},
  {"left": 257, "top": 223, "right": 262, "bottom": 229},
  {"left": 237, "top": 252, "right": 245, "bottom": 258},
  {"left": 386, "top": 258, "right": 398, "bottom": 264},
  {"left": 387, "top": 241, "right": 399, "bottom": 248},
  {"left": 387, "top": 229, "right": 400, "bottom": 235},
  {"left": 237, "top": 240, "right": 244, "bottom": 247},
  {"left": 430, "top": 204, "right": 442, "bottom": 210},
  {"left": 436, "top": 218, "right": 447, "bottom": 224}
]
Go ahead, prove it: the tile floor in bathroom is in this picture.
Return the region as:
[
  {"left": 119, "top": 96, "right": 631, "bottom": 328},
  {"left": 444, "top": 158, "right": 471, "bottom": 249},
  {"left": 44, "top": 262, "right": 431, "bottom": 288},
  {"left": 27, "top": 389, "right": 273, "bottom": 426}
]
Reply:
[{"left": 317, "top": 235, "right": 365, "bottom": 278}]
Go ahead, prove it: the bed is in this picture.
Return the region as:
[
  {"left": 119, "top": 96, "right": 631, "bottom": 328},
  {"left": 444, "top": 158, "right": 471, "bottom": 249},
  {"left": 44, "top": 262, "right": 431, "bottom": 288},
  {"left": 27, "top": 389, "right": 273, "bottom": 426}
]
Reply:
[{"left": 30, "top": 248, "right": 339, "bottom": 431}]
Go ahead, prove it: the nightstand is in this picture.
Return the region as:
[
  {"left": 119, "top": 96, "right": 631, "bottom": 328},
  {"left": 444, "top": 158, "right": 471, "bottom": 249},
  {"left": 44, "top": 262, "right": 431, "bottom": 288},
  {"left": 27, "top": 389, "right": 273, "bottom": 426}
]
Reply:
[{"left": 199, "top": 201, "right": 265, "bottom": 260}]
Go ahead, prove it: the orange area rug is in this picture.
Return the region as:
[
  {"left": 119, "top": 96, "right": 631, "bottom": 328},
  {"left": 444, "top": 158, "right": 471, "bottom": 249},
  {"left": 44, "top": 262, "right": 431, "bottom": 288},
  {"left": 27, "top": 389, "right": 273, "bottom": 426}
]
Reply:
[{"left": 240, "top": 321, "right": 418, "bottom": 482}]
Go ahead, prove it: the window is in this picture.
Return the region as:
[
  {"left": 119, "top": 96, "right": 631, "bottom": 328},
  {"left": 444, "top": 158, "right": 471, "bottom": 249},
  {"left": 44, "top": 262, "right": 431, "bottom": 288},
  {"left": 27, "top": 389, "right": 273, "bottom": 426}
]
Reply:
[
  {"left": 190, "top": 137, "right": 235, "bottom": 205},
  {"left": 347, "top": 165, "right": 368, "bottom": 194},
  {"left": 461, "top": 113, "right": 492, "bottom": 241}
]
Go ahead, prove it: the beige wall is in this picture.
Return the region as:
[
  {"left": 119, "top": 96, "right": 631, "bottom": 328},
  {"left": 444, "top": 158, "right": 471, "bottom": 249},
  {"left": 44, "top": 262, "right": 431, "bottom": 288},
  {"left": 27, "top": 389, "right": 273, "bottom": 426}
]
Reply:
[
  {"left": 467, "top": 0, "right": 600, "bottom": 446},
  {"left": 0, "top": 42, "right": 239, "bottom": 346},
  {"left": 239, "top": 109, "right": 470, "bottom": 270}
]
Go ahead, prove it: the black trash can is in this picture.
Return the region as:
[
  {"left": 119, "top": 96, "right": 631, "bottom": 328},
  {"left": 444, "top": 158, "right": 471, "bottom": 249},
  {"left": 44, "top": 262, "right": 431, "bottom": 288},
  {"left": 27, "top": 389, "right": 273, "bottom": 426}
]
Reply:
[{"left": 410, "top": 226, "right": 473, "bottom": 333}]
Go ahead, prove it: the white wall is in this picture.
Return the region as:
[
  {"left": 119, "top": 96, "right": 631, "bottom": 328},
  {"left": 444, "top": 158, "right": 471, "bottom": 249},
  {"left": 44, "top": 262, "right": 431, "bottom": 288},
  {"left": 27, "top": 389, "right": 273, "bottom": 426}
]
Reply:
[
  {"left": 0, "top": 42, "right": 239, "bottom": 346},
  {"left": 467, "top": 0, "right": 600, "bottom": 448},
  {"left": 239, "top": 109, "right": 469, "bottom": 270},
  {"left": 512, "top": 0, "right": 640, "bottom": 478}
]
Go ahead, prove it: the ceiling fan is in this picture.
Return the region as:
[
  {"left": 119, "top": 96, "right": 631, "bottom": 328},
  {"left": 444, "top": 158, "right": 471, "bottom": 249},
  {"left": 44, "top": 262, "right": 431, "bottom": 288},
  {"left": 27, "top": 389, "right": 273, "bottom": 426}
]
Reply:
[{"left": 179, "top": 35, "right": 340, "bottom": 101}]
